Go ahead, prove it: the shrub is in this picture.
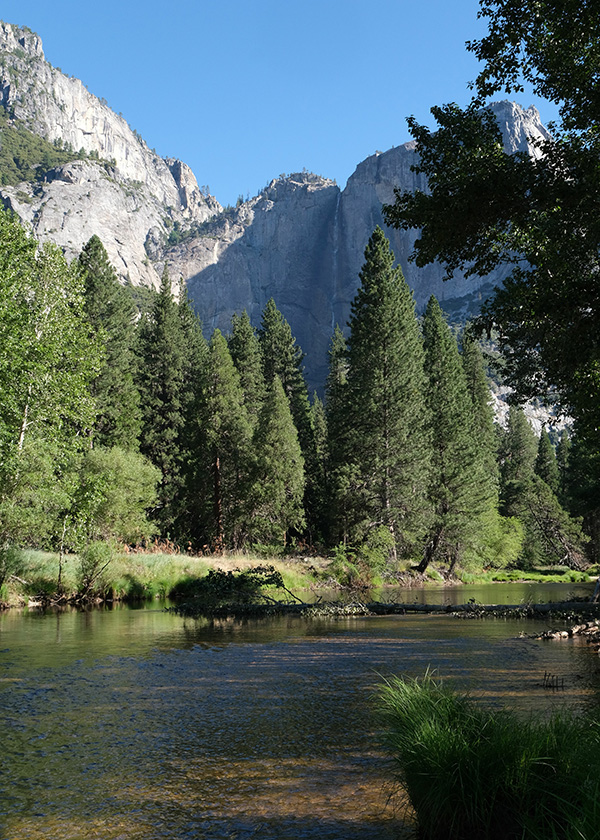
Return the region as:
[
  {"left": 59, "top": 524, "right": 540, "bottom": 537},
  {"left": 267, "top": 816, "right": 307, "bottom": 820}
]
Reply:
[
  {"left": 169, "top": 565, "right": 285, "bottom": 608},
  {"left": 377, "top": 672, "right": 600, "bottom": 840}
]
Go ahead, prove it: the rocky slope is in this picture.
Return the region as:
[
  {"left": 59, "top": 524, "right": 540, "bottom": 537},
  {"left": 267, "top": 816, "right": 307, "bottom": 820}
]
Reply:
[
  {"left": 0, "top": 22, "right": 220, "bottom": 287},
  {"left": 0, "top": 22, "right": 551, "bottom": 390}
]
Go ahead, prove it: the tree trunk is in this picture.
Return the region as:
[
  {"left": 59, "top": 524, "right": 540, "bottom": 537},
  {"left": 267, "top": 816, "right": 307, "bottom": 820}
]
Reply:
[
  {"left": 213, "top": 454, "right": 224, "bottom": 553},
  {"left": 417, "top": 527, "right": 442, "bottom": 574}
]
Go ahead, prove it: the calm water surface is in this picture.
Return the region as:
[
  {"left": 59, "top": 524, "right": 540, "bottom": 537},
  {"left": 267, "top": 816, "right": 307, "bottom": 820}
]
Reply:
[{"left": 1, "top": 583, "right": 600, "bottom": 840}]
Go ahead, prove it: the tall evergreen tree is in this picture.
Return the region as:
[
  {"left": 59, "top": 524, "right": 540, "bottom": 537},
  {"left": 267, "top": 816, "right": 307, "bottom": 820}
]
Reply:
[
  {"left": 556, "top": 429, "right": 573, "bottom": 509},
  {"left": 420, "top": 296, "right": 497, "bottom": 572},
  {"left": 258, "top": 298, "right": 312, "bottom": 450},
  {"left": 173, "top": 289, "right": 209, "bottom": 543},
  {"left": 499, "top": 406, "right": 538, "bottom": 517},
  {"left": 461, "top": 333, "right": 499, "bottom": 494},
  {"left": 136, "top": 265, "right": 187, "bottom": 532},
  {"left": 324, "top": 325, "right": 354, "bottom": 544},
  {"left": 79, "top": 235, "right": 141, "bottom": 449},
  {"left": 250, "top": 375, "right": 305, "bottom": 545},
  {"left": 228, "top": 310, "right": 265, "bottom": 424},
  {"left": 342, "top": 227, "right": 431, "bottom": 558},
  {"left": 500, "top": 408, "right": 586, "bottom": 567},
  {"left": 258, "top": 298, "right": 319, "bottom": 538},
  {"left": 202, "top": 329, "right": 252, "bottom": 551}
]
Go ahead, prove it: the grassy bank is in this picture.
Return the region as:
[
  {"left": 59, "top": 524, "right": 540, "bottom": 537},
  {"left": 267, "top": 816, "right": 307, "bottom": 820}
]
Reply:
[
  {"left": 0, "top": 546, "right": 324, "bottom": 608},
  {"left": 377, "top": 673, "right": 600, "bottom": 840}
]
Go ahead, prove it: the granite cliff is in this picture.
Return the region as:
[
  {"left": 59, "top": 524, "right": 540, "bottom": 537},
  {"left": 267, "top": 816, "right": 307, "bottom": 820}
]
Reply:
[
  {"left": 0, "top": 22, "right": 551, "bottom": 390},
  {"left": 176, "top": 101, "right": 550, "bottom": 388},
  {"left": 0, "top": 22, "right": 220, "bottom": 287}
]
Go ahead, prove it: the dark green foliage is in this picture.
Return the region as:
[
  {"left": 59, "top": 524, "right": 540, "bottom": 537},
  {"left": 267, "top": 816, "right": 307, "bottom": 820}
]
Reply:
[
  {"left": 556, "top": 429, "right": 572, "bottom": 508},
  {"left": 79, "top": 235, "right": 141, "bottom": 449},
  {"left": 500, "top": 408, "right": 586, "bottom": 568},
  {"left": 499, "top": 406, "right": 538, "bottom": 515},
  {"left": 421, "top": 297, "right": 497, "bottom": 572},
  {"left": 258, "top": 298, "right": 317, "bottom": 536},
  {"left": 170, "top": 565, "right": 285, "bottom": 610},
  {"left": 461, "top": 333, "right": 499, "bottom": 490},
  {"left": 307, "top": 394, "right": 328, "bottom": 543},
  {"left": 202, "top": 329, "right": 252, "bottom": 550},
  {"left": 377, "top": 672, "right": 600, "bottom": 840},
  {"left": 136, "top": 266, "right": 187, "bottom": 531},
  {"left": 534, "top": 427, "right": 560, "bottom": 495},
  {"left": 563, "top": 431, "right": 600, "bottom": 564},
  {"left": 258, "top": 298, "right": 312, "bottom": 451},
  {"left": 250, "top": 375, "right": 305, "bottom": 545},
  {"left": 228, "top": 310, "right": 265, "bottom": 423},
  {"left": 124, "top": 280, "right": 157, "bottom": 316},
  {"left": 338, "top": 227, "right": 431, "bottom": 557}
]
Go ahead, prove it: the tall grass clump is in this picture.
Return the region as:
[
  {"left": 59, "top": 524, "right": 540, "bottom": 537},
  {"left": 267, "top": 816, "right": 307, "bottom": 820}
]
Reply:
[{"left": 377, "top": 672, "right": 600, "bottom": 840}]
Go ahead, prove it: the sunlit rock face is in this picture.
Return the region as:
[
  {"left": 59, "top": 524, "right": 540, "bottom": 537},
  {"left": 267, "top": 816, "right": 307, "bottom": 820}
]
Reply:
[
  {"left": 0, "top": 22, "right": 220, "bottom": 288},
  {"left": 178, "top": 102, "right": 547, "bottom": 390}
]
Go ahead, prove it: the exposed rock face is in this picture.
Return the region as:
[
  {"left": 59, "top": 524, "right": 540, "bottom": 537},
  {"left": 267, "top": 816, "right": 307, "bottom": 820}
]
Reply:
[
  {"left": 172, "top": 173, "right": 340, "bottom": 387},
  {"left": 176, "top": 102, "right": 549, "bottom": 389},
  {"left": 0, "top": 22, "right": 220, "bottom": 287}
]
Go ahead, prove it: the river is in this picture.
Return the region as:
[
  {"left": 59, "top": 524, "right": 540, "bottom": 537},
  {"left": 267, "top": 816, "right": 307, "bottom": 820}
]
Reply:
[{"left": 1, "top": 582, "right": 599, "bottom": 840}]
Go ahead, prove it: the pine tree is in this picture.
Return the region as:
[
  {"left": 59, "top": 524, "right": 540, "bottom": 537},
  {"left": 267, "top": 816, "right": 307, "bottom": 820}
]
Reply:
[
  {"left": 173, "top": 289, "right": 209, "bottom": 544},
  {"left": 324, "top": 325, "right": 354, "bottom": 543},
  {"left": 342, "top": 227, "right": 431, "bottom": 558},
  {"left": 308, "top": 393, "right": 328, "bottom": 544},
  {"left": 228, "top": 310, "right": 265, "bottom": 424},
  {"left": 556, "top": 429, "right": 573, "bottom": 509},
  {"left": 250, "top": 375, "right": 305, "bottom": 545},
  {"left": 499, "top": 406, "right": 538, "bottom": 517},
  {"left": 258, "top": 298, "right": 312, "bottom": 450},
  {"left": 258, "top": 298, "right": 318, "bottom": 537},
  {"left": 500, "top": 408, "right": 586, "bottom": 567},
  {"left": 136, "top": 265, "right": 187, "bottom": 532},
  {"left": 202, "top": 329, "right": 252, "bottom": 551},
  {"left": 420, "top": 296, "right": 497, "bottom": 573},
  {"left": 461, "top": 333, "right": 499, "bottom": 493},
  {"left": 79, "top": 235, "right": 141, "bottom": 449}
]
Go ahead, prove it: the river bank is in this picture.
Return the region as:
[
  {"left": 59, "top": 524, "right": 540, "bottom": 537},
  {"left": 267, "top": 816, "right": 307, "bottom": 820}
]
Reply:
[{"left": 1, "top": 544, "right": 596, "bottom": 611}]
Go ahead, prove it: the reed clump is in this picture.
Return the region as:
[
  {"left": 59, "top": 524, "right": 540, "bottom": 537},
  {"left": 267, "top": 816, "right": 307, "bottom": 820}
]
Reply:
[{"left": 377, "top": 672, "right": 600, "bottom": 840}]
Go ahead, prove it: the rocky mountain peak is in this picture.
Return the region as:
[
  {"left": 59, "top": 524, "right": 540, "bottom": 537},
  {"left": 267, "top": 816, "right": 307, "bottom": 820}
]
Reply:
[
  {"left": 0, "top": 22, "right": 43, "bottom": 59},
  {"left": 488, "top": 100, "right": 553, "bottom": 156}
]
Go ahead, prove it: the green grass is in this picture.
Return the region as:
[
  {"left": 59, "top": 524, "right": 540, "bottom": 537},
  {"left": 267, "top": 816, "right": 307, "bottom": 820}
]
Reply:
[
  {"left": 2, "top": 547, "right": 321, "bottom": 605},
  {"left": 458, "top": 568, "right": 591, "bottom": 585},
  {"left": 377, "top": 672, "right": 600, "bottom": 840}
]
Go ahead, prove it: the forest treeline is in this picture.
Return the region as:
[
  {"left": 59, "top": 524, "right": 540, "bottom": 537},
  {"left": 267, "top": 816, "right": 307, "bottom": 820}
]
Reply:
[{"left": 0, "top": 210, "right": 597, "bottom": 584}]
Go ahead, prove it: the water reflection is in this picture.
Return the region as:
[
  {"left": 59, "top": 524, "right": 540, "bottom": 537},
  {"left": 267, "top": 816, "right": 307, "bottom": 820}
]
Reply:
[{"left": 1, "top": 590, "right": 600, "bottom": 839}]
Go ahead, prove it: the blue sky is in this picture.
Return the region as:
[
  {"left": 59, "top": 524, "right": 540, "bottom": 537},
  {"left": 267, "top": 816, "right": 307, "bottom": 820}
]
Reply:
[{"left": 1, "top": 0, "right": 558, "bottom": 207}]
